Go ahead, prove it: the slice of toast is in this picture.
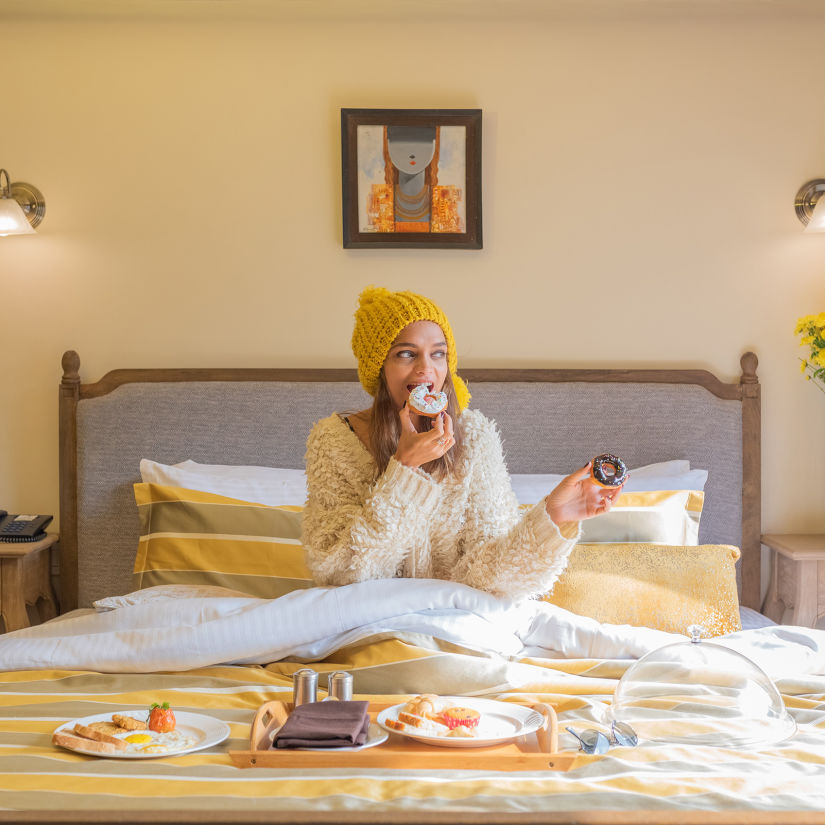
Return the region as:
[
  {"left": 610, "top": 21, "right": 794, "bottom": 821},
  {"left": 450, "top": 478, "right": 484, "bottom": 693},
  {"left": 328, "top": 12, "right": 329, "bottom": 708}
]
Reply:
[
  {"left": 397, "top": 711, "right": 450, "bottom": 734},
  {"left": 73, "top": 723, "right": 128, "bottom": 751},
  {"left": 397, "top": 710, "right": 431, "bottom": 728},
  {"left": 53, "top": 731, "right": 121, "bottom": 755},
  {"left": 384, "top": 718, "right": 407, "bottom": 732}
]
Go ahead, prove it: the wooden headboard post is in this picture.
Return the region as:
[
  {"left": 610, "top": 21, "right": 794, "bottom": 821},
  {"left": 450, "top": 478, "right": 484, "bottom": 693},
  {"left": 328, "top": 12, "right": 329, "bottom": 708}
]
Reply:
[
  {"left": 740, "top": 351, "right": 761, "bottom": 611},
  {"left": 58, "top": 350, "right": 81, "bottom": 613}
]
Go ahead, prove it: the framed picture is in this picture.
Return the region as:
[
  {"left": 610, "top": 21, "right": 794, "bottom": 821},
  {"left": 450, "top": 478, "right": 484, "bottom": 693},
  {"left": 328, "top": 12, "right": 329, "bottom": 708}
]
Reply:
[{"left": 341, "top": 108, "right": 482, "bottom": 250}]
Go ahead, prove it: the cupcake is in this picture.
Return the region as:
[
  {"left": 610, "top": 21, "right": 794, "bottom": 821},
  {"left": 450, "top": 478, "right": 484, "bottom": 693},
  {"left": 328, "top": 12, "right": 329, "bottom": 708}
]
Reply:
[{"left": 440, "top": 706, "right": 481, "bottom": 730}]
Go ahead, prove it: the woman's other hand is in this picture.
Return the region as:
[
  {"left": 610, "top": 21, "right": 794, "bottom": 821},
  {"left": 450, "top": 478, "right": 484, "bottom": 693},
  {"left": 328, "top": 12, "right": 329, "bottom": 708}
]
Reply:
[
  {"left": 544, "top": 462, "right": 625, "bottom": 527},
  {"left": 394, "top": 405, "right": 454, "bottom": 469}
]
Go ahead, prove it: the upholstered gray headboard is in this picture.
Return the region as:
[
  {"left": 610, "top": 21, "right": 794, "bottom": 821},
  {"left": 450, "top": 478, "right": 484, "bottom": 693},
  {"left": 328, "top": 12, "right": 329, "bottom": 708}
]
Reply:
[{"left": 58, "top": 352, "right": 761, "bottom": 612}]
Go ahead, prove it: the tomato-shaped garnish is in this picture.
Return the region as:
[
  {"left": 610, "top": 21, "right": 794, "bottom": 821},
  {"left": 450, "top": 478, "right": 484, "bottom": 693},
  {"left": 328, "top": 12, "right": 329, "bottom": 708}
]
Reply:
[{"left": 148, "top": 701, "right": 176, "bottom": 733}]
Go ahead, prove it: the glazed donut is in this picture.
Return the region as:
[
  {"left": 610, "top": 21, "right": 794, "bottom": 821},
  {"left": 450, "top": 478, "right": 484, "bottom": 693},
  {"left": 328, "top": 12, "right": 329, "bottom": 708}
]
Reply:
[
  {"left": 591, "top": 453, "right": 628, "bottom": 488},
  {"left": 408, "top": 385, "right": 448, "bottom": 418}
]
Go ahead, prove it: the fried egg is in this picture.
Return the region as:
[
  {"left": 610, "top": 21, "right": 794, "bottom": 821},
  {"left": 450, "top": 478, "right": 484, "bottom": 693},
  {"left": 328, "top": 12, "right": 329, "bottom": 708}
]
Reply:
[{"left": 118, "top": 728, "right": 197, "bottom": 754}]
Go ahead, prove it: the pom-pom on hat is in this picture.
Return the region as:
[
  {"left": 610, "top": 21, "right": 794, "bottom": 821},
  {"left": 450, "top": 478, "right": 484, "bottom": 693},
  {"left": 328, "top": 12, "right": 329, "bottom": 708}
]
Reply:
[{"left": 351, "top": 286, "right": 471, "bottom": 411}]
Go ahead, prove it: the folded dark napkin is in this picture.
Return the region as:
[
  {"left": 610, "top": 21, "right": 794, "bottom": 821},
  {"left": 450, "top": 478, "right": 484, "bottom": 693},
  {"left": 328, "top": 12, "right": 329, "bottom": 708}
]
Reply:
[{"left": 273, "top": 700, "right": 370, "bottom": 749}]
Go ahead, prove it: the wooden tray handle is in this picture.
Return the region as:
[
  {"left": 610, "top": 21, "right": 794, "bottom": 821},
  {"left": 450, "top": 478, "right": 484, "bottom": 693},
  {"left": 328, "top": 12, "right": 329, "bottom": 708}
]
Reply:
[
  {"left": 531, "top": 702, "right": 558, "bottom": 753},
  {"left": 249, "top": 700, "right": 291, "bottom": 752}
]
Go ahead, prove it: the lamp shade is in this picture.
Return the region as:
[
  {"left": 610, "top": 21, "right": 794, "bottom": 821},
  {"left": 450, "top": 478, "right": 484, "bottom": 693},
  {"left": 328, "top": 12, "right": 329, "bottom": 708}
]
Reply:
[
  {"left": 805, "top": 193, "right": 825, "bottom": 233},
  {"left": 0, "top": 197, "right": 35, "bottom": 235}
]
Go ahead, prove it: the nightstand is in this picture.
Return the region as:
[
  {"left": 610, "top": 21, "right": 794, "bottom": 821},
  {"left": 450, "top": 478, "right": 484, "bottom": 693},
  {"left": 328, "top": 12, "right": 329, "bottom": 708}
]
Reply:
[
  {"left": 761, "top": 534, "right": 825, "bottom": 628},
  {"left": 0, "top": 533, "right": 59, "bottom": 633}
]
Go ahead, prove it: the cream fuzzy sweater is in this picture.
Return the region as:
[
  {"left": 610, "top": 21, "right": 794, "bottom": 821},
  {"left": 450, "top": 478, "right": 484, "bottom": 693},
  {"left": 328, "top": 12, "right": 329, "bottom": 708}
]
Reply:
[{"left": 302, "top": 409, "right": 581, "bottom": 600}]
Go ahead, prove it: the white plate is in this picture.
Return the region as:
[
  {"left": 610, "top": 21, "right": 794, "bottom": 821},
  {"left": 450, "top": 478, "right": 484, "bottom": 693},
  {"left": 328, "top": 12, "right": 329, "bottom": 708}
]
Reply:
[
  {"left": 289, "top": 722, "right": 388, "bottom": 752},
  {"left": 376, "top": 696, "right": 544, "bottom": 748},
  {"left": 53, "top": 710, "right": 231, "bottom": 759}
]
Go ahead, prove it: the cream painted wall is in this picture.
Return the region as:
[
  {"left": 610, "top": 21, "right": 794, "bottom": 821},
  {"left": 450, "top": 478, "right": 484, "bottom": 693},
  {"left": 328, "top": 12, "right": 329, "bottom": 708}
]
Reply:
[{"left": 2, "top": 5, "right": 825, "bottom": 547}]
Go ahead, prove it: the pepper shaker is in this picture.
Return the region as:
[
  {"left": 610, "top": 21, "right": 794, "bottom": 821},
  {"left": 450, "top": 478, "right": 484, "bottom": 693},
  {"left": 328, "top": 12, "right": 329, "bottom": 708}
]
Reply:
[
  {"left": 293, "top": 668, "right": 318, "bottom": 706},
  {"left": 327, "top": 671, "right": 353, "bottom": 701}
]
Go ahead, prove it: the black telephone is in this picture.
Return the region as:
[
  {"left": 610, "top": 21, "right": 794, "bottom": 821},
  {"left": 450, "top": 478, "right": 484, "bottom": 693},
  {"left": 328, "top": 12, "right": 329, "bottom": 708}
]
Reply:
[{"left": 0, "top": 510, "right": 53, "bottom": 542}]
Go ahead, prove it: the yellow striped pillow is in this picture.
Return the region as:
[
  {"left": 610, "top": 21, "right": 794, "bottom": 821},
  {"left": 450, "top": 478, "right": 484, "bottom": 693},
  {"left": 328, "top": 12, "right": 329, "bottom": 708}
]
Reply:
[{"left": 133, "top": 483, "right": 313, "bottom": 598}]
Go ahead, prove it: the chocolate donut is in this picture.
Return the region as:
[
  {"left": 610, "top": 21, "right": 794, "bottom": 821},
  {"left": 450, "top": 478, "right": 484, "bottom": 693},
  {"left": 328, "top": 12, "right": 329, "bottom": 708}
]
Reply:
[{"left": 591, "top": 453, "right": 628, "bottom": 487}]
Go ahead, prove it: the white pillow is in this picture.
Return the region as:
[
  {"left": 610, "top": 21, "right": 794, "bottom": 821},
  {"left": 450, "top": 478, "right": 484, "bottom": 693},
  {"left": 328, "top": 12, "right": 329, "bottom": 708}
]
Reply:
[
  {"left": 624, "top": 466, "right": 708, "bottom": 491},
  {"left": 739, "top": 606, "right": 776, "bottom": 630},
  {"left": 139, "top": 459, "right": 308, "bottom": 506},
  {"left": 510, "top": 460, "right": 707, "bottom": 505},
  {"left": 578, "top": 489, "right": 704, "bottom": 545},
  {"left": 93, "top": 584, "right": 254, "bottom": 612}
]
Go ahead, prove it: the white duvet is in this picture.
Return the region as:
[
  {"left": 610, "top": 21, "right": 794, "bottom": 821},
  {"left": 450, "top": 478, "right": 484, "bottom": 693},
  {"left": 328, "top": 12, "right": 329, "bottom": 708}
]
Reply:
[{"left": 0, "top": 578, "right": 823, "bottom": 679}]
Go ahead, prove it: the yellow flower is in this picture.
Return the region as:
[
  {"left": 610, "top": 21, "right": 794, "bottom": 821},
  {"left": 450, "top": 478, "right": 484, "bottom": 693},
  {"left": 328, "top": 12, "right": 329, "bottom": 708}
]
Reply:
[{"left": 794, "top": 313, "right": 825, "bottom": 394}]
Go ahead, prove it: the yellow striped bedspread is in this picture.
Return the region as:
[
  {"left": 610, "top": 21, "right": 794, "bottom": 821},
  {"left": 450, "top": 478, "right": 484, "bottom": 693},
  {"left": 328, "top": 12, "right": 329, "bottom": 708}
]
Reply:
[{"left": 2, "top": 650, "right": 825, "bottom": 817}]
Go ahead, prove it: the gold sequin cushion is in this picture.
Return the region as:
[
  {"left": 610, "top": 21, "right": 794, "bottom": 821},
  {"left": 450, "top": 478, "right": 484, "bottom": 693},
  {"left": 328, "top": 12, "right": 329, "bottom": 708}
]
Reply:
[{"left": 544, "top": 543, "right": 742, "bottom": 636}]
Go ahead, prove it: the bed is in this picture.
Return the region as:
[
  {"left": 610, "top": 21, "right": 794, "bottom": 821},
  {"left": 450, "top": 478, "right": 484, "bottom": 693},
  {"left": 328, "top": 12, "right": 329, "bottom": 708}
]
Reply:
[{"left": 1, "top": 349, "right": 825, "bottom": 824}]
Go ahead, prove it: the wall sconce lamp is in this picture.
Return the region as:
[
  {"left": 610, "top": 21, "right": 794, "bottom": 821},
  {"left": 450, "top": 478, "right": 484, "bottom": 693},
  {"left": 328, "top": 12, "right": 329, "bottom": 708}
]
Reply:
[
  {"left": 0, "top": 168, "right": 46, "bottom": 236},
  {"left": 795, "top": 179, "right": 825, "bottom": 233}
]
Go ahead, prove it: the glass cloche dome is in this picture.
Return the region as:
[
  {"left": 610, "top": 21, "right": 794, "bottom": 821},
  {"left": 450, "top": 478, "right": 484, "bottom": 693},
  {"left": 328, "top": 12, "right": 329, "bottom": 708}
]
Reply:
[{"left": 610, "top": 625, "right": 797, "bottom": 748}]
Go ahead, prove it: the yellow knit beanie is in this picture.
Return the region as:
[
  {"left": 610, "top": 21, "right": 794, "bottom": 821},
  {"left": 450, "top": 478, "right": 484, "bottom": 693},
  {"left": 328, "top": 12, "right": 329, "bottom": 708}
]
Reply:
[{"left": 352, "top": 286, "right": 471, "bottom": 411}]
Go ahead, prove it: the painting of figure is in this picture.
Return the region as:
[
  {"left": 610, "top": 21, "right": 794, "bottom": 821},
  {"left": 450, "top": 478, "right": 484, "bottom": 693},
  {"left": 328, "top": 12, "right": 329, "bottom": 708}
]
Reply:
[
  {"left": 357, "top": 124, "right": 465, "bottom": 234},
  {"left": 341, "top": 109, "right": 482, "bottom": 249}
]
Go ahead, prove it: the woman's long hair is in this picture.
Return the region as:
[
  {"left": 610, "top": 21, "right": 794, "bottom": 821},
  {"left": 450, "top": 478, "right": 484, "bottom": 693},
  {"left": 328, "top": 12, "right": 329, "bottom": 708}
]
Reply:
[{"left": 369, "top": 366, "right": 465, "bottom": 478}]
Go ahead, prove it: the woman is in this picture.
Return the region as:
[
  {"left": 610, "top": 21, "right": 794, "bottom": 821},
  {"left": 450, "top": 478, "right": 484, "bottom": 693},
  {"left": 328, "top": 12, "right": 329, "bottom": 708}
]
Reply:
[{"left": 302, "top": 286, "right": 624, "bottom": 600}]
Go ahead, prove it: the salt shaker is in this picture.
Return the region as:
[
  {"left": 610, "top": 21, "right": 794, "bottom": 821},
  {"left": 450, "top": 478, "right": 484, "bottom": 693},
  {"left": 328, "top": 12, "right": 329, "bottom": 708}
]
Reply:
[
  {"left": 293, "top": 668, "right": 318, "bottom": 706},
  {"left": 327, "top": 671, "right": 353, "bottom": 701}
]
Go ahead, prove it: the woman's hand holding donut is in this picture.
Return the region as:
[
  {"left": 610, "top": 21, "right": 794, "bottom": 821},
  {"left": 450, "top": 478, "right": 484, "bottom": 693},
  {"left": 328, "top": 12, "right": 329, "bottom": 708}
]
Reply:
[
  {"left": 394, "top": 405, "right": 455, "bottom": 469},
  {"left": 544, "top": 461, "right": 625, "bottom": 527}
]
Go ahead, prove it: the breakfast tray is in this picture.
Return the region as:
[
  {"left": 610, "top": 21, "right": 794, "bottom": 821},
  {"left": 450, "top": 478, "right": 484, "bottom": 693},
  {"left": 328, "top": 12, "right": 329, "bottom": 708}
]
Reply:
[{"left": 229, "top": 700, "right": 576, "bottom": 772}]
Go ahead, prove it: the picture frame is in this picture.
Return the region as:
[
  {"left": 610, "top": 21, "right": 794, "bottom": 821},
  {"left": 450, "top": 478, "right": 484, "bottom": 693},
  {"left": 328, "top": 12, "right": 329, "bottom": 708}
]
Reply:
[{"left": 341, "top": 108, "right": 482, "bottom": 250}]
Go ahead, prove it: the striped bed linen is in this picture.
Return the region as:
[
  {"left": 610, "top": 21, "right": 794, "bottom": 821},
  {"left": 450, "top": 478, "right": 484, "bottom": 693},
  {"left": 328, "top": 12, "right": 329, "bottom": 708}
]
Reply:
[{"left": 2, "top": 645, "right": 825, "bottom": 817}]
